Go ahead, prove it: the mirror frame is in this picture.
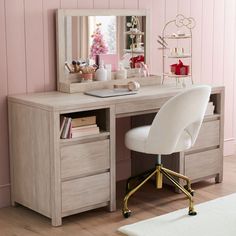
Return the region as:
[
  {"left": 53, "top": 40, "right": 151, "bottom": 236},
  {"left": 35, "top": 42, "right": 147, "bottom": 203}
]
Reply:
[{"left": 56, "top": 9, "right": 151, "bottom": 93}]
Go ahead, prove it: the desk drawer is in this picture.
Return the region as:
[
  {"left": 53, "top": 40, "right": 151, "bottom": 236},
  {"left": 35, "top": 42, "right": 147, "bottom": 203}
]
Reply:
[
  {"left": 61, "top": 140, "right": 110, "bottom": 179},
  {"left": 185, "top": 149, "right": 221, "bottom": 180},
  {"left": 189, "top": 120, "right": 220, "bottom": 151},
  {"left": 115, "top": 98, "right": 168, "bottom": 115},
  {"left": 61, "top": 172, "right": 110, "bottom": 213}
]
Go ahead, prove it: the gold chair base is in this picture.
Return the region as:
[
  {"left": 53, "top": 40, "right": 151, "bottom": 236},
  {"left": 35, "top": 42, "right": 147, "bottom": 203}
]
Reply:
[{"left": 122, "top": 164, "right": 197, "bottom": 218}]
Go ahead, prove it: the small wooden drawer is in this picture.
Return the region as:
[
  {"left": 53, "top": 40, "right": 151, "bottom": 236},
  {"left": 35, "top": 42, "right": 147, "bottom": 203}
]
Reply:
[
  {"left": 61, "top": 172, "right": 110, "bottom": 213},
  {"left": 189, "top": 120, "right": 220, "bottom": 151},
  {"left": 61, "top": 140, "right": 110, "bottom": 179},
  {"left": 185, "top": 149, "right": 221, "bottom": 180},
  {"left": 115, "top": 98, "right": 168, "bottom": 115}
]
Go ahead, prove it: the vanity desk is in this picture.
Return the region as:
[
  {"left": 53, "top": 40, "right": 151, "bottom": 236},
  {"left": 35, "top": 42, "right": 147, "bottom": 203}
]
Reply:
[{"left": 8, "top": 82, "right": 224, "bottom": 226}]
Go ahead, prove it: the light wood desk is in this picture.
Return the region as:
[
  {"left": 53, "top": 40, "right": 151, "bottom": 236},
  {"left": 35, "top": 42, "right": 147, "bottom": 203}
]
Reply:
[{"left": 8, "top": 84, "right": 224, "bottom": 226}]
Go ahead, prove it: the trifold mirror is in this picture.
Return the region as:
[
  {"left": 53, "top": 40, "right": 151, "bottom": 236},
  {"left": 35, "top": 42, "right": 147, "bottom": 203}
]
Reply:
[{"left": 56, "top": 9, "right": 156, "bottom": 93}]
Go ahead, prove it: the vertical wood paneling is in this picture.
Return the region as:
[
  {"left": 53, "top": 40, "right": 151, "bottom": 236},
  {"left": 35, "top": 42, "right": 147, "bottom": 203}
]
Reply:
[
  {"left": 190, "top": 0, "right": 203, "bottom": 83},
  {"left": 124, "top": 0, "right": 139, "bottom": 9},
  {"left": 165, "top": 0, "right": 178, "bottom": 70},
  {"left": 223, "top": 0, "right": 236, "bottom": 139},
  {"left": 93, "top": 0, "right": 109, "bottom": 9},
  {"left": 151, "top": 0, "right": 165, "bottom": 74},
  {"left": 1, "top": 0, "right": 236, "bottom": 208},
  {"left": 139, "top": 0, "right": 152, "bottom": 9},
  {"left": 165, "top": 0, "right": 178, "bottom": 21},
  {"left": 201, "top": 0, "right": 214, "bottom": 84},
  {"left": 178, "top": 0, "right": 190, "bottom": 16},
  {"left": 177, "top": 0, "right": 191, "bottom": 63},
  {"left": 212, "top": 0, "right": 225, "bottom": 86},
  {"left": 24, "top": 0, "right": 45, "bottom": 92},
  {"left": 109, "top": 0, "right": 124, "bottom": 9},
  {"left": 234, "top": 1, "right": 236, "bottom": 143},
  {"left": 43, "top": 0, "right": 60, "bottom": 91},
  {"left": 0, "top": 0, "right": 10, "bottom": 188},
  {"left": 5, "top": 0, "right": 27, "bottom": 94},
  {"left": 77, "top": 0, "right": 93, "bottom": 8},
  {"left": 61, "top": 0, "right": 77, "bottom": 8}
]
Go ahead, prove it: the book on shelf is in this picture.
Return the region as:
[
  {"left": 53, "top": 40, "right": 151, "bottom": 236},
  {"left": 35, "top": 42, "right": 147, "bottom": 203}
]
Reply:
[
  {"left": 71, "top": 125, "right": 100, "bottom": 138},
  {"left": 60, "top": 116, "right": 67, "bottom": 136},
  {"left": 60, "top": 117, "right": 72, "bottom": 139},
  {"left": 60, "top": 115, "right": 99, "bottom": 139},
  {"left": 205, "top": 102, "right": 215, "bottom": 116},
  {"left": 71, "top": 116, "right": 96, "bottom": 128},
  {"left": 72, "top": 124, "right": 98, "bottom": 131}
]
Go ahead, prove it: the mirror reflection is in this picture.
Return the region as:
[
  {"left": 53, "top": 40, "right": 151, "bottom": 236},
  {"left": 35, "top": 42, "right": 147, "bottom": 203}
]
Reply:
[{"left": 64, "top": 15, "right": 146, "bottom": 71}]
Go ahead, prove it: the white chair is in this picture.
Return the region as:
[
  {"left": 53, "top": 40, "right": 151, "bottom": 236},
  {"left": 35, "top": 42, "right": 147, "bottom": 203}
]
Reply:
[{"left": 122, "top": 85, "right": 211, "bottom": 218}]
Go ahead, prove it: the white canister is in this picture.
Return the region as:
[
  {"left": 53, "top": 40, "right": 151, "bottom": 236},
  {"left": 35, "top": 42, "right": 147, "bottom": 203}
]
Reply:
[{"left": 95, "top": 60, "right": 107, "bottom": 81}]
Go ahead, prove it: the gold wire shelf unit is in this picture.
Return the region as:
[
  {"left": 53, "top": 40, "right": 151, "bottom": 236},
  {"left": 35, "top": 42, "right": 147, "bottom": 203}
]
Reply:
[{"left": 160, "top": 14, "right": 196, "bottom": 85}]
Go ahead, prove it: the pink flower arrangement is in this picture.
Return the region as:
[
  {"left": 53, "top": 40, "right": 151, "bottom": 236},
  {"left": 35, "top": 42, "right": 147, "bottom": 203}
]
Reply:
[{"left": 90, "top": 24, "right": 108, "bottom": 59}]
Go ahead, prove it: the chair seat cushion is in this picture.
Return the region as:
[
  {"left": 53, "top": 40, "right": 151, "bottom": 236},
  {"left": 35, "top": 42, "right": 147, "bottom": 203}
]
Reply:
[
  {"left": 125, "top": 125, "right": 192, "bottom": 154},
  {"left": 125, "top": 126, "right": 150, "bottom": 153}
]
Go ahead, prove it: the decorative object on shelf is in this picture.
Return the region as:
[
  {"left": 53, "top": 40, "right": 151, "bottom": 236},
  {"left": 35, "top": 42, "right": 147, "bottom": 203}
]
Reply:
[
  {"left": 95, "top": 60, "right": 107, "bottom": 81},
  {"left": 130, "top": 55, "right": 144, "bottom": 69},
  {"left": 113, "top": 81, "right": 140, "bottom": 91},
  {"left": 90, "top": 23, "right": 108, "bottom": 59},
  {"left": 65, "top": 61, "right": 81, "bottom": 74},
  {"left": 160, "top": 14, "right": 196, "bottom": 86},
  {"left": 64, "top": 60, "right": 97, "bottom": 82},
  {"left": 170, "top": 60, "right": 189, "bottom": 76},
  {"left": 126, "top": 16, "right": 145, "bottom": 68},
  {"left": 81, "top": 65, "right": 96, "bottom": 82}
]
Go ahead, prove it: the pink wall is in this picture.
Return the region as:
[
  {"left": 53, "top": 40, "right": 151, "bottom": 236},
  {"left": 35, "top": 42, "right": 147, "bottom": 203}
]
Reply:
[{"left": 0, "top": 0, "right": 235, "bottom": 207}]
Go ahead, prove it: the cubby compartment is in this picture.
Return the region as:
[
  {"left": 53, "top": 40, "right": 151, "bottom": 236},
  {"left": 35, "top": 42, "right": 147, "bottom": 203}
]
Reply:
[{"left": 59, "top": 108, "right": 110, "bottom": 140}]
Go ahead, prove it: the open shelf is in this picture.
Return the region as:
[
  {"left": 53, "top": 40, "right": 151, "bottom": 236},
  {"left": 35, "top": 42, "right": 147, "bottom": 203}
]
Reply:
[
  {"left": 164, "top": 54, "right": 191, "bottom": 59},
  {"left": 60, "top": 108, "right": 110, "bottom": 140},
  {"left": 124, "top": 49, "right": 144, "bottom": 54},
  {"left": 164, "top": 35, "right": 191, "bottom": 39},
  {"left": 125, "top": 31, "right": 145, "bottom": 35},
  {"left": 163, "top": 73, "right": 191, "bottom": 78}
]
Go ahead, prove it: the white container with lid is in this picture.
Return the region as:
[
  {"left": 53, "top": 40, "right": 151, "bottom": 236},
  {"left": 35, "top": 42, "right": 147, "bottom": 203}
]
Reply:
[{"left": 95, "top": 60, "right": 107, "bottom": 81}]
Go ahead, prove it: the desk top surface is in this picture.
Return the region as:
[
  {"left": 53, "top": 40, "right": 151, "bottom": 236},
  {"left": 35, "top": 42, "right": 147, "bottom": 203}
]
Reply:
[{"left": 8, "top": 84, "right": 224, "bottom": 112}]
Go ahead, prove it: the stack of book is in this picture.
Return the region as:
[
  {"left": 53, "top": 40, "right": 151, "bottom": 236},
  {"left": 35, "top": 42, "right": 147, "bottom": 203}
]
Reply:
[
  {"left": 60, "top": 115, "right": 99, "bottom": 139},
  {"left": 205, "top": 102, "right": 215, "bottom": 116}
]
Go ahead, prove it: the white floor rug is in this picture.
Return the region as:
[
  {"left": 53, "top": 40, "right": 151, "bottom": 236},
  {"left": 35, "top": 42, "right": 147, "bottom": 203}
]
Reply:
[{"left": 118, "top": 193, "right": 236, "bottom": 236}]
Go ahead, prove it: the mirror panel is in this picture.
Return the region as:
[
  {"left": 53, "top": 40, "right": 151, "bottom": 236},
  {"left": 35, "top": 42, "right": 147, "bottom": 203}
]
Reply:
[
  {"left": 64, "top": 15, "right": 146, "bottom": 70},
  {"left": 56, "top": 9, "right": 151, "bottom": 93}
]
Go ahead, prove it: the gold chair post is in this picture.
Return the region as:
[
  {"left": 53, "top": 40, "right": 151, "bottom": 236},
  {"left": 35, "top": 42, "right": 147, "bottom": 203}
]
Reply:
[{"left": 156, "top": 165, "right": 163, "bottom": 189}]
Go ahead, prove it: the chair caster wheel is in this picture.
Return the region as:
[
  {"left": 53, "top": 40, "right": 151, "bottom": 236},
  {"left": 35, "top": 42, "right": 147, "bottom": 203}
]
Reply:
[
  {"left": 188, "top": 210, "right": 197, "bottom": 216},
  {"left": 123, "top": 209, "right": 131, "bottom": 218}
]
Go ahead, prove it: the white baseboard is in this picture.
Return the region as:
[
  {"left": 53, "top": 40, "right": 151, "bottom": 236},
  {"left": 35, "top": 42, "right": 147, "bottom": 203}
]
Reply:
[{"left": 0, "top": 184, "right": 11, "bottom": 208}]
